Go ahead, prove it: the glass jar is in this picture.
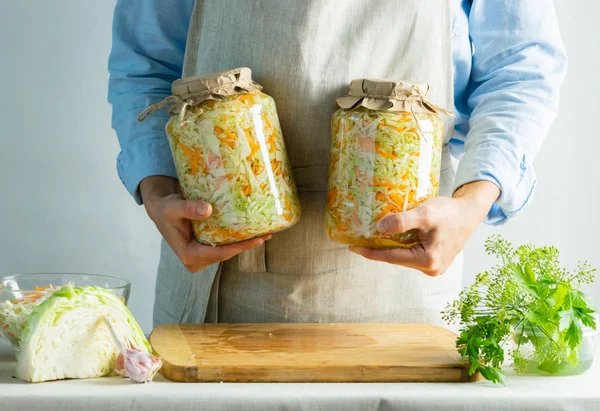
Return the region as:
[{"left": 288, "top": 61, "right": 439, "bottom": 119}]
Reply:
[
  {"left": 160, "top": 68, "right": 300, "bottom": 246},
  {"left": 325, "top": 79, "right": 446, "bottom": 248},
  {"left": 510, "top": 317, "right": 598, "bottom": 376}
]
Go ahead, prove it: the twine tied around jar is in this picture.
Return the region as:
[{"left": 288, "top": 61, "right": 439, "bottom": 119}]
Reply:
[
  {"left": 404, "top": 85, "right": 452, "bottom": 142},
  {"left": 138, "top": 95, "right": 187, "bottom": 122},
  {"left": 405, "top": 84, "right": 453, "bottom": 117},
  {"left": 138, "top": 67, "right": 263, "bottom": 123},
  {"left": 336, "top": 79, "right": 453, "bottom": 142}
]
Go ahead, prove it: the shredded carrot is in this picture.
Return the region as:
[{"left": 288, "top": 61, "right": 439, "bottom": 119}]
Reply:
[
  {"left": 326, "top": 189, "right": 338, "bottom": 209},
  {"left": 332, "top": 121, "right": 340, "bottom": 138},
  {"left": 179, "top": 143, "right": 203, "bottom": 174},
  {"left": 282, "top": 197, "right": 294, "bottom": 222},
  {"left": 373, "top": 178, "right": 401, "bottom": 189},
  {"left": 251, "top": 160, "right": 264, "bottom": 175},
  {"left": 379, "top": 122, "right": 405, "bottom": 133},
  {"left": 375, "top": 147, "right": 396, "bottom": 160},
  {"left": 237, "top": 93, "right": 257, "bottom": 104},
  {"left": 261, "top": 112, "right": 272, "bottom": 131},
  {"left": 219, "top": 131, "right": 236, "bottom": 149},
  {"left": 244, "top": 129, "right": 261, "bottom": 158},
  {"left": 330, "top": 155, "right": 339, "bottom": 171},
  {"left": 375, "top": 205, "right": 393, "bottom": 221},
  {"left": 271, "top": 160, "right": 282, "bottom": 176},
  {"left": 229, "top": 229, "right": 249, "bottom": 240},
  {"left": 336, "top": 221, "right": 350, "bottom": 233},
  {"left": 388, "top": 192, "right": 405, "bottom": 208},
  {"left": 352, "top": 197, "right": 360, "bottom": 226}
]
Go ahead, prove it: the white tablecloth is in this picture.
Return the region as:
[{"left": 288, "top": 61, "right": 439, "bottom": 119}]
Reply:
[{"left": 1, "top": 341, "right": 599, "bottom": 411}]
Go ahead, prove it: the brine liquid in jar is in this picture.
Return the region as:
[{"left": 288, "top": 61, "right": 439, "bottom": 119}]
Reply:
[
  {"left": 326, "top": 79, "right": 447, "bottom": 249},
  {"left": 158, "top": 68, "right": 300, "bottom": 246}
]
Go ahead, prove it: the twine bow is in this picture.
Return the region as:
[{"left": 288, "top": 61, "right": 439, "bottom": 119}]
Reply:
[
  {"left": 405, "top": 84, "right": 453, "bottom": 117},
  {"left": 404, "top": 84, "right": 453, "bottom": 142}
]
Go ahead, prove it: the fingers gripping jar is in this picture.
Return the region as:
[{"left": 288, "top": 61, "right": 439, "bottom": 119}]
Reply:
[
  {"left": 325, "top": 79, "right": 450, "bottom": 249},
  {"left": 140, "top": 67, "right": 301, "bottom": 246}
]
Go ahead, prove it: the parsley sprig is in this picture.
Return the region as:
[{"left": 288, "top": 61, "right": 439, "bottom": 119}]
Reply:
[{"left": 442, "top": 235, "right": 596, "bottom": 384}]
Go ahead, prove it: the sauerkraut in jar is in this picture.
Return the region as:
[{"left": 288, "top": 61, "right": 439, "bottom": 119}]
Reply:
[
  {"left": 325, "top": 79, "right": 449, "bottom": 248},
  {"left": 140, "top": 68, "right": 300, "bottom": 246}
]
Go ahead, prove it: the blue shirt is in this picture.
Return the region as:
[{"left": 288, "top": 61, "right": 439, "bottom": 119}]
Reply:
[{"left": 108, "top": 0, "right": 567, "bottom": 225}]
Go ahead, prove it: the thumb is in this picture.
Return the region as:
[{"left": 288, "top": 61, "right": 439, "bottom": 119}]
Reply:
[
  {"left": 163, "top": 197, "right": 213, "bottom": 220},
  {"left": 377, "top": 207, "right": 425, "bottom": 234}
]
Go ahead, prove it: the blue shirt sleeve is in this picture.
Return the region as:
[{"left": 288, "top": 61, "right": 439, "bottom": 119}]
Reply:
[
  {"left": 108, "top": 0, "right": 194, "bottom": 204},
  {"left": 453, "top": 0, "right": 568, "bottom": 225}
]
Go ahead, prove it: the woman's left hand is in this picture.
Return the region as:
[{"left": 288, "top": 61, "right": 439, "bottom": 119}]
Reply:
[{"left": 350, "top": 181, "right": 500, "bottom": 277}]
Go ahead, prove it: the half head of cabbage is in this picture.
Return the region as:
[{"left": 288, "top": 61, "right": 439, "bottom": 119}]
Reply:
[{"left": 16, "top": 285, "right": 150, "bottom": 383}]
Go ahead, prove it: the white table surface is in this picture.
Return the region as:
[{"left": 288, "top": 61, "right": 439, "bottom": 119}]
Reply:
[{"left": 1, "top": 340, "right": 599, "bottom": 411}]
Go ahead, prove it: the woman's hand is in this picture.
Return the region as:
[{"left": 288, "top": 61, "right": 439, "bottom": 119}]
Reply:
[
  {"left": 140, "top": 176, "right": 269, "bottom": 273},
  {"left": 350, "top": 181, "right": 500, "bottom": 277}
]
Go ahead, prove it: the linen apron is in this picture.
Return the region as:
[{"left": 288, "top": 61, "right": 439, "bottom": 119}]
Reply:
[{"left": 153, "top": 0, "right": 462, "bottom": 327}]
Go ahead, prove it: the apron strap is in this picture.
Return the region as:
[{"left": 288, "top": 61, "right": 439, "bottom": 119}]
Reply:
[
  {"left": 291, "top": 165, "right": 329, "bottom": 192},
  {"left": 238, "top": 244, "right": 267, "bottom": 273}
]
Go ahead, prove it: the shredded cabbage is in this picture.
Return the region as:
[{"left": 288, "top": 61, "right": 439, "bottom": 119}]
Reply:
[
  {"left": 0, "top": 284, "right": 63, "bottom": 346},
  {"left": 16, "top": 285, "right": 150, "bottom": 382},
  {"left": 325, "top": 107, "right": 443, "bottom": 248},
  {"left": 166, "top": 92, "right": 301, "bottom": 246}
]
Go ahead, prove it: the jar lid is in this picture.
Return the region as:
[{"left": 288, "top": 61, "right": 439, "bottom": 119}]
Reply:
[
  {"left": 171, "top": 67, "right": 263, "bottom": 104},
  {"left": 336, "top": 78, "right": 451, "bottom": 115},
  {"left": 138, "top": 67, "right": 263, "bottom": 122}
]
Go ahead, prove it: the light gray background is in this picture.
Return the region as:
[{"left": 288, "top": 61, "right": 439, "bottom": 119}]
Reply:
[{"left": 0, "top": 0, "right": 597, "bottom": 334}]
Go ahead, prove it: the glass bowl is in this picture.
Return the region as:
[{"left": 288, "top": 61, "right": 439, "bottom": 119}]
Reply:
[
  {"left": 0, "top": 273, "right": 131, "bottom": 348},
  {"left": 510, "top": 314, "right": 599, "bottom": 376}
]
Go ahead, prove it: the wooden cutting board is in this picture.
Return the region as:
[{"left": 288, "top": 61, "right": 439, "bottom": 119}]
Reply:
[{"left": 150, "top": 323, "right": 481, "bottom": 383}]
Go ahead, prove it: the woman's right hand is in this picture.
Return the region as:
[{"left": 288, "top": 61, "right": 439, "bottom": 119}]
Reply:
[{"left": 140, "top": 176, "right": 269, "bottom": 273}]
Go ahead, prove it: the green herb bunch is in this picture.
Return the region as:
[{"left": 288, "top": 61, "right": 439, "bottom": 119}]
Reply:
[{"left": 442, "top": 235, "right": 596, "bottom": 384}]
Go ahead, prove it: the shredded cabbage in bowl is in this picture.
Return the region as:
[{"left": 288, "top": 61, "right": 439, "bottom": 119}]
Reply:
[
  {"left": 325, "top": 107, "right": 443, "bottom": 248},
  {"left": 0, "top": 284, "right": 63, "bottom": 346},
  {"left": 166, "top": 92, "right": 301, "bottom": 246}
]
